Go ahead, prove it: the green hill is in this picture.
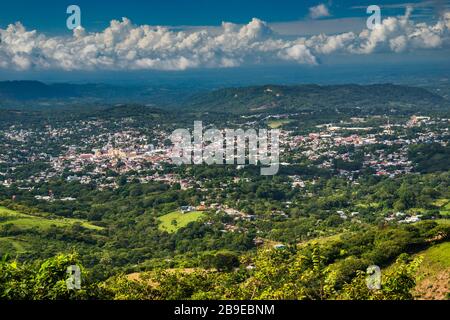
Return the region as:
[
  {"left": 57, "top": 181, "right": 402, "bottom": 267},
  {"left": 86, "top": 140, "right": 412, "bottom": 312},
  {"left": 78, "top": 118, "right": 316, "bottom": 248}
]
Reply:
[
  {"left": 187, "top": 84, "right": 449, "bottom": 114},
  {"left": 413, "top": 241, "right": 450, "bottom": 300},
  {"left": 0, "top": 206, "right": 103, "bottom": 231}
]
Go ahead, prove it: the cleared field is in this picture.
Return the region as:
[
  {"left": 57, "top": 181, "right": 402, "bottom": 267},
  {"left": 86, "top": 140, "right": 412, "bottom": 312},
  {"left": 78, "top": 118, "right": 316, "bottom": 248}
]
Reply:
[
  {"left": 413, "top": 241, "right": 450, "bottom": 300},
  {"left": 435, "top": 219, "right": 450, "bottom": 226},
  {"left": 298, "top": 233, "right": 342, "bottom": 247},
  {"left": 0, "top": 236, "right": 28, "bottom": 253},
  {"left": 433, "top": 199, "right": 450, "bottom": 216},
  {"left": 0, "top": 206, "right": 103, "bottom": 231},
  {"left": 433, "top": 199, "right": 449, "bottom": 207},
  {"left": 441, "top": 203, "right": 450, "bottom": 217},
  {"left": 157, "top": 210, "right": 205, "bottom": 233},
  {"left": 268, "top": 119, "right": 292, "bottom": 129},
  {"left": 355, "top": 202, "right": 382, "bottom": 209}
]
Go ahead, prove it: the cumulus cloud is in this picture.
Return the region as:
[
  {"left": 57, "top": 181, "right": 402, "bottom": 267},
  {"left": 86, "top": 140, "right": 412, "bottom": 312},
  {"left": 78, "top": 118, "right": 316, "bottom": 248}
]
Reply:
[
  {"left": 0, "top": 8, "right": 449, "bottom": 71},
  {"left": 309, "top": 4, "right": 332, "bottom": 19},
  {"left": 279, "top": 44, "right": 318, "bottom": 65}
]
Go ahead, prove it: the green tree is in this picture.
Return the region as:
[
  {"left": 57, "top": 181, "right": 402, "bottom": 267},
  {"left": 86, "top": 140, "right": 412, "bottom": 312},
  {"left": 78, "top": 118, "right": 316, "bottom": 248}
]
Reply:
[{"left": 340, "top": 255, "right": 422, "bottom": 300}]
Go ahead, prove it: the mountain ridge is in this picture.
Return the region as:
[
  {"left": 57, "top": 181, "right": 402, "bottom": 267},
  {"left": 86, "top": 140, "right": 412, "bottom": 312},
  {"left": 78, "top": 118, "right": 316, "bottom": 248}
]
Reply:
[
  {"left": 186, "top": 83, "right": 449, "bottom": 114},
  {"left": 0, "top": 81, "right": 448, "bottom": 114}
]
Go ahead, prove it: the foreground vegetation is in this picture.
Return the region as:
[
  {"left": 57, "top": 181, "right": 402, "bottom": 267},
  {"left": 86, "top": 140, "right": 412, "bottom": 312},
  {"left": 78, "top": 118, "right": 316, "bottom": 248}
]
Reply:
[
  {"left": 413, "top": 241, "right": 450, "bottom": 299},
  {"left": 1, "top": 220, "right": 448, "bottom": 300}
]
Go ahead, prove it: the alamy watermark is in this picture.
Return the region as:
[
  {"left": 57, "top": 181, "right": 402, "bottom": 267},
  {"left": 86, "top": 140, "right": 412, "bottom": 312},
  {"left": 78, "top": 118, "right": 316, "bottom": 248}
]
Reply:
[
  {"left": 366, "top": 265, "right": 381, "bottom": 290},
  {"left": 170, "top": 121, "right": 280, "bottom": 175},
  {"left": 63, "top": 4, "right": 381, "bottom": 31},
  {"left": 66, "top": 5, "right": 82, "bottom": 30},
  {"left": 367, "top": 5, "right": 382, "bottom": 30},
  {"left": 66, "top": 265, "right": 81, "bottom": 290}
]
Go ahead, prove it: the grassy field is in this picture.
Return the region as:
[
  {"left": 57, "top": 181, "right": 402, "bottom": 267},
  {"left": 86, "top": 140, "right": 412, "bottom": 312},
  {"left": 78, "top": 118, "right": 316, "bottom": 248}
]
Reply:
[
  {"left": 418, "top": 242, "right": 450, "bottom": 267},
  {"left": 355, "top": 202, "right": 382, "bottom": 209},
  {"left": 0, "top": 236, "right": 28, "bottom": 253},
  {"left": 268, "top": 119, "right": 292, "bottom": 129},
  {"left": 435, "top": 219, "right": 450, "bottom": 226},
  {"left": 441, "top": 203, "right": 450, "bottom": 217},
  {"left": 0, "top": 206, "right": 103, "bottom": 231},
  {"left": 157, "top": 210, "right": 205, "bottom": 233},
  {"left": 433, "top": 199, "right": 450, "bottom": 216},
  {"left": 413, "top": 241, "right": 450, "bottom": 300},
  {"left": 298, "top": 233, "right": 343, "bottom": 248}
]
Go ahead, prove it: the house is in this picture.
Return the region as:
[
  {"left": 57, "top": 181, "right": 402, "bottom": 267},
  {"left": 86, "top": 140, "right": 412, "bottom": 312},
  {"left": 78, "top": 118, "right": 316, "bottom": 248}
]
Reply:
[
  {"left": 337, "top": 210, "right": 347, "bottom": 219},
  {"left": 180, "top": 206, "right": 196, "bottom": 213},
  {"left": 399, "top": 215, "right": 422, "bottom": 224},
  {"left": 244, "top": 214, "right": 257, "bottom": 221},
  {"left": 253, "top": 238, "right": 264, "bottom": 246}
]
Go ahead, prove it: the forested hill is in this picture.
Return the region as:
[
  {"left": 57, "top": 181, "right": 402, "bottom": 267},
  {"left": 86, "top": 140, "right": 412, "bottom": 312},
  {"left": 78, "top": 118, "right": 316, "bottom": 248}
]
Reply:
[
  {"left": 0, "top": 81, "right": 94, "bottom": 100},
  {"left": 186, "top": 84, "right": 450, "bottom": 114},
  {"left": 0, "top": 81, "right": 190, "bottom": 108},
  {"left": 1, "top": 81, "right": 449, "bottom": 114}
]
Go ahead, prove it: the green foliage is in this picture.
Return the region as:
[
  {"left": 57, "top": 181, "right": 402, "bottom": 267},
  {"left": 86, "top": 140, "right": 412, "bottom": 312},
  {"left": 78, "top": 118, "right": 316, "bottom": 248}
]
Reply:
[
  {"left": 340, "top": 255, "right": 423, "bottom": 300},
  {"left": 409, "top": 143, "right": 450, "bottom": 173},
  {"left": 100, "top": 274, "right": 157, "bottom": 300},
  {"left": 202, "top": 251, "right": 240, "bottom": 272},
  {"left": 0, "top": 253, "right": 98, "bottom": 300},
  {"left": 237, "top": 246, "right": 334, "bottom": 300}
]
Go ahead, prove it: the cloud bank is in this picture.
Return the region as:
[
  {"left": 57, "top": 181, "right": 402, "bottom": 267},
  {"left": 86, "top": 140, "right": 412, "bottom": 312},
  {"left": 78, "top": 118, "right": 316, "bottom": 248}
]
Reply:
[{"left": 0, "top": 8, "right": 449, "bottom": 71}]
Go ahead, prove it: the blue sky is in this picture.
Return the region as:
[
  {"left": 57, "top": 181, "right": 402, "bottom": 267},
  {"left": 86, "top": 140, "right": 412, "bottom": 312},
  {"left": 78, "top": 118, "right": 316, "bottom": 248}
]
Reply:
[
  {"left": 0, "top": 0, "right": 449, "bottom": 82},
  {"left": 0, "top": 0, "right": 444, "bottom": 32}
]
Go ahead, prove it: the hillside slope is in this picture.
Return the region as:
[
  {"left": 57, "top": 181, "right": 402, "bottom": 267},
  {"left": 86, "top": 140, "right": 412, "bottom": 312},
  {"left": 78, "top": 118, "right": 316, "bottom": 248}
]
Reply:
[
  {"left": 413, "top": 241, "right": 450, "bottom": 300},
  {"left": 187, "top": 84, "right": 450, "bottom": 114}
]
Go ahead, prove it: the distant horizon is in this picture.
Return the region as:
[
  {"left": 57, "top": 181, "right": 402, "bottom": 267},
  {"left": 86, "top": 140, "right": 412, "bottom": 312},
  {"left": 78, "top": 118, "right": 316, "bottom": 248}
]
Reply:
[
  {"left": 1, "top": 0, "right": 449, "bottom": 80},
  {"left": 1, "top": 59, "right": 449, "bottom": 89}
]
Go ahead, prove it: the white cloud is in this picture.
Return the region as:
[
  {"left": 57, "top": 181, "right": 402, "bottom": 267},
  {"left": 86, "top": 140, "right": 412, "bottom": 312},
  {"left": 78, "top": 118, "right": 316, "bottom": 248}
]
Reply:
[
  {"left": 279, "top": 44, "right": 318, "bottom": 65},
  {"left": 309, "top": 4, "right": 331, "bottom": 19},
  {"left": 0, "top": 8, "right": 449, "bottom": 72}
]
